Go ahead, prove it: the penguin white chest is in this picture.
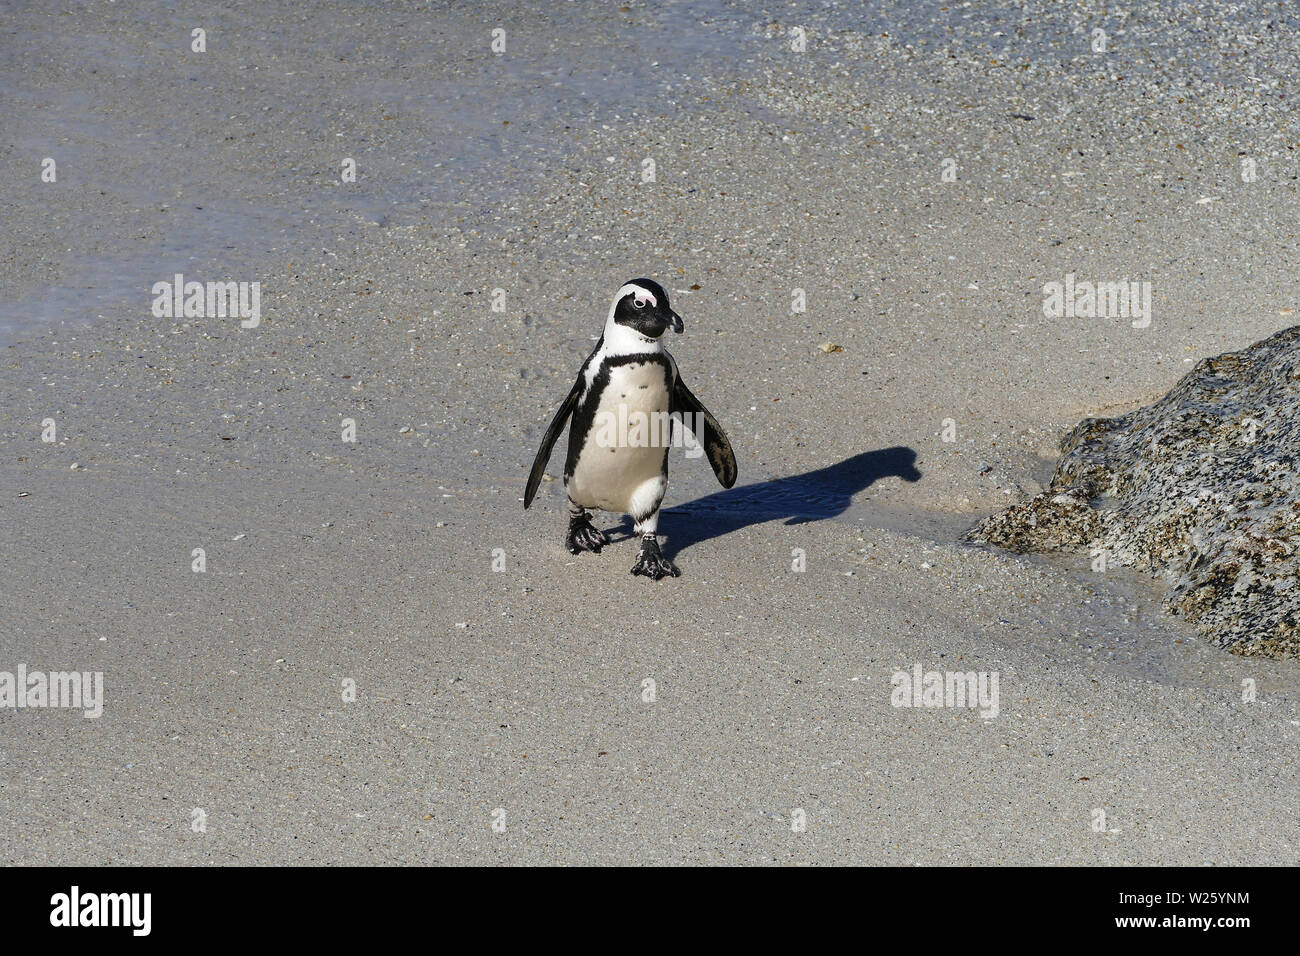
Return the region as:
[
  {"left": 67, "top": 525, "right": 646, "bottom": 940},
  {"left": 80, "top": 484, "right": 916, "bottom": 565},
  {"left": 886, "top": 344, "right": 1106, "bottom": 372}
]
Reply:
[{"left": 568, "top": 360, "right": 672, "bottom": 516}]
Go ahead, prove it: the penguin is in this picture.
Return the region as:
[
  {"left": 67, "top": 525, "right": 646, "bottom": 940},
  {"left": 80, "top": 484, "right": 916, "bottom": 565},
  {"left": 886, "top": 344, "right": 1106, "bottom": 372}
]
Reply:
[{"left": 524, "top": 278, "right": 737, "bottom": 579}]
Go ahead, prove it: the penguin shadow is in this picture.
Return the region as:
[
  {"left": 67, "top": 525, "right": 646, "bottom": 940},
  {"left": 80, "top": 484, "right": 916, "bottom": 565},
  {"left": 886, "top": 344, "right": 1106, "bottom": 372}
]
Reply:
[{"left": 613, "top": 446, "right": 922, "bottom": 558}]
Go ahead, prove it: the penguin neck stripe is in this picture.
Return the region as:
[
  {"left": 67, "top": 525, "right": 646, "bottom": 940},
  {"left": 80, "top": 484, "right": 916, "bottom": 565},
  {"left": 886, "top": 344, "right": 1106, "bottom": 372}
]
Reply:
[{"left": 601, "top": 326, "right": 667, "bottom": 358}]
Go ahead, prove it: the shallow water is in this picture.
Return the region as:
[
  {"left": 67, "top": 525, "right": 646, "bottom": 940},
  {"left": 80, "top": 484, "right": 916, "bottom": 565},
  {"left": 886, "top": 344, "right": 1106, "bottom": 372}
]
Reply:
[
  {"left": 0, "top": 0, "right": 763, "bottom": 344},
  {"left": 5, "top": 0, "right": 1292, "bottom": 344}
]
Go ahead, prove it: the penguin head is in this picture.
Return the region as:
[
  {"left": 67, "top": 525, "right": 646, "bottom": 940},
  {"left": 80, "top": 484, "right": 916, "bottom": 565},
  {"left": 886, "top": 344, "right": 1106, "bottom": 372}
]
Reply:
[{"left": 611, "top": 278, "right": 683, "bottom": 338}]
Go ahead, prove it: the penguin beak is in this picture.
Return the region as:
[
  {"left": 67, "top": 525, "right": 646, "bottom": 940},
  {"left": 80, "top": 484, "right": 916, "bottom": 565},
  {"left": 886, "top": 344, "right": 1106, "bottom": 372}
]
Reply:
[{"left": 667, "top": 309, "right": 683, "bottom": 334}]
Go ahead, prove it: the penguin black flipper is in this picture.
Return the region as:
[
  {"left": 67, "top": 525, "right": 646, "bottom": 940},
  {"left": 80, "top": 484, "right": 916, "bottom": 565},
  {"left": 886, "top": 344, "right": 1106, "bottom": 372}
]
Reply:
[
  {"left": 672, "top": 375, "right": 737, "bottom": 489},
  {"left": 524, "top": 373, "right": 583, "bottom": 510}
]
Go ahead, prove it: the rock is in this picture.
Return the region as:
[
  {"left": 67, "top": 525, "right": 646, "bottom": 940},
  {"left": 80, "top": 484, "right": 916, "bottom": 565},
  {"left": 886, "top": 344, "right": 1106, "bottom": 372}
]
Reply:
[{"left": 965, "top": 325, "right": 1300, "bottom": 659}]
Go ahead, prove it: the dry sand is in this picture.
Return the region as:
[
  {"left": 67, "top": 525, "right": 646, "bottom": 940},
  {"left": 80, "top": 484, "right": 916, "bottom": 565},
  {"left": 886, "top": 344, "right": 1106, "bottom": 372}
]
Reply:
[{"left": 1, "top": 0, "right": 1298, "bottom": 864}]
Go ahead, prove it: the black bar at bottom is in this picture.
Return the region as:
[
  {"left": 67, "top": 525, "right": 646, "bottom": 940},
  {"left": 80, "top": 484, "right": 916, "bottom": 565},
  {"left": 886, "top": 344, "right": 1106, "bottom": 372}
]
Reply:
[{"left": 0, "top": 866, "right": 1272, "bottom": 942}]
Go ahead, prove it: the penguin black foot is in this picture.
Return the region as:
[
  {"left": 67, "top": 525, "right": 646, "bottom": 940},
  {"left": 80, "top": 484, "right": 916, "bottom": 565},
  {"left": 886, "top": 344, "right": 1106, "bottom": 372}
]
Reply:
[
  {"left": 566, "top": 513, "right": 609, "bottom": 554},
  {"left": 630, "top": 537, "right": 680, "bottom": 580}
]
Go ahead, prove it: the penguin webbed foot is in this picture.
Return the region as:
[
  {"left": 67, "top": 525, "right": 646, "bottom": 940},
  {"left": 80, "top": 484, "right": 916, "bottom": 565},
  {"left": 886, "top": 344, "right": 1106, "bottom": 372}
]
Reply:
[
  {"left": 566, "top": 512, "right": 610, "bottom": 554},
  {"left": 630, "top": 537, "right": 680, "bottom": 580}
]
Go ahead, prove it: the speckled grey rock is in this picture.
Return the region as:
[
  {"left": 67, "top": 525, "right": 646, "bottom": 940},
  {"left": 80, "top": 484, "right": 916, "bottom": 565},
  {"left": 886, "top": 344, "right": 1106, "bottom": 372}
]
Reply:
[{"left": 967, "top": 325, "right": 1300, "bottom": 659}]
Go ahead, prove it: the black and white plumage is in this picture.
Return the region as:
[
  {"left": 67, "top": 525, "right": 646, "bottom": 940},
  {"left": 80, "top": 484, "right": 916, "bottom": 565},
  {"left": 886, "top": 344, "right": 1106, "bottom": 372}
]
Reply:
[{"left": 524, "top": 278, "right": 737, "bottom": 579}]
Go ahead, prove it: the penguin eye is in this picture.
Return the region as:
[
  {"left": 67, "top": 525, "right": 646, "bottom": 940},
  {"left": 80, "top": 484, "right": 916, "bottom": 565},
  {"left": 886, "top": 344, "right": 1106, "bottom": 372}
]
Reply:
[{"left": 633, "top": 297, "right": 648, "bottom": 310}]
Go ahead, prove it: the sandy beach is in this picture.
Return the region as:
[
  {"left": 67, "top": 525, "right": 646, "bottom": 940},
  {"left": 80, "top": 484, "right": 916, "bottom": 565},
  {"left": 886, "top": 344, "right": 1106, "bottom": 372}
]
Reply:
[{"left": 2, "top": 0, "right": 1298, "bottom": 864}]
